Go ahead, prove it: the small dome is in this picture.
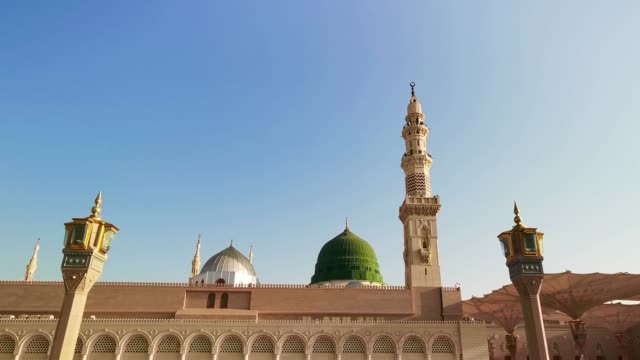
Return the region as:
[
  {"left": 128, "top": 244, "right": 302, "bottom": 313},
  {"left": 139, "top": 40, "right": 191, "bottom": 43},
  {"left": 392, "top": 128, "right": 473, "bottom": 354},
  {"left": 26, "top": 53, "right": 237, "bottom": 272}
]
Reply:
[
  {"left": 201, "top": 245, "right": 256, "bottom": 276},
  {"left": 310, "top": 228, "right": 383, "bottom": 284},
  {"left": 192, "top": 244, "right": 258, "bottom": 286}
]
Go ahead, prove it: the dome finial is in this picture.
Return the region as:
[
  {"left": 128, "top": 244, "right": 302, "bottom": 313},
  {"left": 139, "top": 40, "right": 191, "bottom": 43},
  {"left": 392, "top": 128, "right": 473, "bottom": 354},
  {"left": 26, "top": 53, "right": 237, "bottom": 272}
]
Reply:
[
  {"left": 410, "top": 82, "right": 415, "bottom": 96},
  {"left": 90, "top": 191, "right": 102, "bottom": 219},
  {"left": 513, "top": 201, "right": 523, "bottom": 225},
  {"left": 345, "top": 216, "right": 349, "bottom": 231},
  {"left": 230, "top": 239, "right": 234, "bottom": 247}
]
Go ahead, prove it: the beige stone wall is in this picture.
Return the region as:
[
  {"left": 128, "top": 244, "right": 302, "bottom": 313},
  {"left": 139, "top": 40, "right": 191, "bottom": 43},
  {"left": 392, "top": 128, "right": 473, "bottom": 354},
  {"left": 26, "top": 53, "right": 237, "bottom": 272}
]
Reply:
[
  {"left": 0, "top": 319, "right": 486, "bottom": 359},
  {"left": 0, "top": 282, "right": 445, "bottom": 320}
]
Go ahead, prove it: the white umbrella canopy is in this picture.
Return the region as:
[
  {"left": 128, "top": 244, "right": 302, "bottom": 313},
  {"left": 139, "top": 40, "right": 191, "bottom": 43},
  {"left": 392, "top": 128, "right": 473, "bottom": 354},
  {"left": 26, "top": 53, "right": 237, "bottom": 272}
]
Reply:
[
  {"left": 539, "top": 271, "right": 640, "bottom": 319},
  {"left": 464, "top": 271, "right": 640, "bottom": 326},
  {"left": 465, "top": 272, "right": 640, "bottom": 358},
  {"left": 582, "top": 303, "right": 640, "bottom": 334},
  {"left": 463, "top": 287, "right": 523, "bottom": 333}
]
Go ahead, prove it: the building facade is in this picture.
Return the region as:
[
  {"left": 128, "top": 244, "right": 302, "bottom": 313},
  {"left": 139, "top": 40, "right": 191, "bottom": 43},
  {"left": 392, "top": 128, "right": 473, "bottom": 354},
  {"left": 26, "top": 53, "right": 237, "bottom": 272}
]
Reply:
[{"left": 0, "top": 86, "right": 631, "bottom": 360}]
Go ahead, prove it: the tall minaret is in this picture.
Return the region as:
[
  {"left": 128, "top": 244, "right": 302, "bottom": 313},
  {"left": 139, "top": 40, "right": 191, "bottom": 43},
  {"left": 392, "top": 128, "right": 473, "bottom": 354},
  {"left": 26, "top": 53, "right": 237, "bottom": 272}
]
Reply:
[
  {"left": 24, "top": 239, "right": 40, "bottom": 281},
  {"left": 399, "top": 82, "right": 442, "bottom": 288},
  {"left": 190, "top": 234, "right": 201, "bottom": 280}
]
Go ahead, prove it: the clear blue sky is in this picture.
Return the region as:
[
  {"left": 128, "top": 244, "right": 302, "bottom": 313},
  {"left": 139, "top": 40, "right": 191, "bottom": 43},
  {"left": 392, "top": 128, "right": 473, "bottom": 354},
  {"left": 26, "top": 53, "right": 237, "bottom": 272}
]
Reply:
[{"left": 1, "top": 1, "right": 639, "bottom": 299}]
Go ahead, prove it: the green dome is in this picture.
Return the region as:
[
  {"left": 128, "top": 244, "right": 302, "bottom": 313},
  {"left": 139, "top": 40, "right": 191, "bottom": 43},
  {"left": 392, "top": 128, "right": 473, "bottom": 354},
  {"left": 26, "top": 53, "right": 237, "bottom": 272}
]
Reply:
[{"left": 310, "top": 228, "right": 384, "bottom": 284}]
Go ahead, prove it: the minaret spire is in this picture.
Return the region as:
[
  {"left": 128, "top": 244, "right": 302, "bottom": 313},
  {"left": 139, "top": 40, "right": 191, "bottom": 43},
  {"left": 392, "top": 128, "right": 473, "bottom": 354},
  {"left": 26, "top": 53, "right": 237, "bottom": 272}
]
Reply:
[
  {"left": 24, "top": 238, "right": 40, "bottom": 281},
  {"left": 399, "top": 82, "right": 442, "bottom": 288},
  {"left": 249, "top": 243, "right": 254, "bottom": 264},
  {"left": 190, "top": 234, "right": 201, "bottom": 279}
]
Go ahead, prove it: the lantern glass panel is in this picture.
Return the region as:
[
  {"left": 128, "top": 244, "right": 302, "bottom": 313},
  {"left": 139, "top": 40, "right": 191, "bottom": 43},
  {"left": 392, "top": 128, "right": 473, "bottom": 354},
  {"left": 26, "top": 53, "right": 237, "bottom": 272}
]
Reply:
[
  {"left": 499, "top": 238, "right": 510, "bottom": 258},
  {"left": 524, "top": 233, "right": 537, "bottom": 252},
  {"left": 71, "top": 224, "right": 86, "bottom": 245},
  {"left": 101, "top": 229, "right": 116, "bottom": 253}
]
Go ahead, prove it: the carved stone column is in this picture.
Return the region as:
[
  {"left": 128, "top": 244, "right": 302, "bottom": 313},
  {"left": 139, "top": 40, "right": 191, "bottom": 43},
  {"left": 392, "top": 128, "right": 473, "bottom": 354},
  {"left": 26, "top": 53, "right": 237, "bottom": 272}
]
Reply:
[
  {"left": 50, "top": 254, "right": 105, "bottom": 360},
  {"left": 512, "top": 277, "right": 548, "bottom": 360}
]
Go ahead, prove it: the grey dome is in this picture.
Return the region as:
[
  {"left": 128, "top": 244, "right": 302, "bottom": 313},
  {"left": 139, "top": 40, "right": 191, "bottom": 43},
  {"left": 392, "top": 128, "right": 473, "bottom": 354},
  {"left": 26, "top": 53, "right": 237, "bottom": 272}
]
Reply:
[{"left": 200, "top": 245, "right": 257, "bottom": 276}]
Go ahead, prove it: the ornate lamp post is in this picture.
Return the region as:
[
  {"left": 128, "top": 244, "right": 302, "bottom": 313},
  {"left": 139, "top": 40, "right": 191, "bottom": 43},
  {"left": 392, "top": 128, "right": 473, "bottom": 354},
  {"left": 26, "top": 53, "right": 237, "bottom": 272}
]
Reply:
[
  {"left": 497, "top": 203, "right": 549, "bottom": 360},
  {"left": 50, "top": 192, "right": 119, "bottom": 360}
]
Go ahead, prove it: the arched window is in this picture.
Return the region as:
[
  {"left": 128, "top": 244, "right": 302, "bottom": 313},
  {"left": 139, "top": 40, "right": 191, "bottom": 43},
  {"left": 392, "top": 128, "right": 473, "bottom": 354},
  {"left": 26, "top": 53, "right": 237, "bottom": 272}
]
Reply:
[
  {"left": 189, "top": 335, "right": 212, "bottom": 353},
  {"left": 157, "top": 335, "right": 181, "bottom": 353},
  {"left": 207, "top": 293, "right": 216, "bottom": 308},
  {"left": 24, "top": 335, "right": 50, "bottom": 354},
  {"left": 92, "top": 336, "right": 116, "bottom": 353},
  {"left": 402, "top": 336, "right": 425, "bottom": 353},
  {"left": 343, "top": 336, "right": 365, "bottom": 353},
  {"left": 74, "top": 337, "right": 83, "bottom": 354},
  {"left": 431, "top": 336, "right": 454, "bottom": 354},
  {"left": 251, "top": 336, "right": 274, "bottom": 353},
  {"left": 312, "top": 336, "right": 335, "bottom": 353},
  {"left": 0, "top": 335, "right": 16, "bottom": 354},
  {"left": 221, "top": 293, "right": 229, "bottom": 308},
  {"left": 124, "top": 335, "right": 149, "bottom": 353},
  {"left": 282, "top": 336, "right": 305, "bottom": 353},
  {"left": 373, "top": 337, "right": 395, "bottom": 353},
  {"left": 220, "top": 336, "right": 243, "bottom": 353}
]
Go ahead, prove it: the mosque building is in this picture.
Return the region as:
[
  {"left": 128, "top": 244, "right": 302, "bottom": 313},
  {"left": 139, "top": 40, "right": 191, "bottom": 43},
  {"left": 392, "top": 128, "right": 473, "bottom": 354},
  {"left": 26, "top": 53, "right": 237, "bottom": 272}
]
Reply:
[{"left": 0, "top": 86, "right": 633, "bottom": 360}]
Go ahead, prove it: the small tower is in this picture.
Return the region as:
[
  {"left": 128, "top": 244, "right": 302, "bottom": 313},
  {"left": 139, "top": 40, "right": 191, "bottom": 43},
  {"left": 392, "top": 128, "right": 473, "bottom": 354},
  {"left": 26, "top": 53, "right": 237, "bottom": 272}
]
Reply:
[
  {"left": 24, "top": 239, "right": 40, "bottom": 281},
  {"left": 50, "top": 192, "right": 119, "bottom": 360},
  {"left": 249, "top": 243, "right": 254, "bottom": 264},
  {"left": 398, "top": 83, "right": 442, "bottom": 288},
  {"left": 190, "top": 234, "right": 202, "bottom": 281}
]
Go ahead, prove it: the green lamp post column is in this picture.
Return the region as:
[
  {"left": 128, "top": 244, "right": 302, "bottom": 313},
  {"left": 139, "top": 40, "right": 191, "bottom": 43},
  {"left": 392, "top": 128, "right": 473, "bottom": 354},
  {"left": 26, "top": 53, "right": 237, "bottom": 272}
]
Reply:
[
  {"left": 50, "top": 192, "right": 119, "bottom": 360},
  {"left": 497, "top": 203, "right": 549, "bottom": 360}
]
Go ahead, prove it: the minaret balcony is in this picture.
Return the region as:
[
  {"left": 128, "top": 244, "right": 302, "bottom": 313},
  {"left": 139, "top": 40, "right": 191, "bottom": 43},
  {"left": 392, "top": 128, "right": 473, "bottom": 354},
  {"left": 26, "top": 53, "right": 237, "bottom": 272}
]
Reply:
[
  {"left": 401, "top": 154, "right": 432, "bottom": 170},
  {"left": 419, "top": 248, "right": 431, "bottom": 265}
]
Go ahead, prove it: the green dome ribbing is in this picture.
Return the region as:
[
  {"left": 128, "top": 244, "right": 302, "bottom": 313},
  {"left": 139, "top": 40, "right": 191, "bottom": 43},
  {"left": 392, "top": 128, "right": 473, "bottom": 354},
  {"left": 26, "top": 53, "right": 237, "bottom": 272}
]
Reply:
[{"left": 310, "top": 228, "right": 384, "bottom": 284}]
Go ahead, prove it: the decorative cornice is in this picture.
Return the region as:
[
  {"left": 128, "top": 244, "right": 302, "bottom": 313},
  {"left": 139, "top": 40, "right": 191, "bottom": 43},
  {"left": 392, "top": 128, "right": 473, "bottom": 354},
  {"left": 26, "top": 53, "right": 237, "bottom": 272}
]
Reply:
[
  {"left": 401, "top": 155, "right": 432, "bottom": 170},
  {"left": 0, "top": 317, "right": 484, "bottom": 325},
  {"left": 404, "top": 113, "right": 425, "bottom": 123},
  {"left": 401, "top": 124, "right": 428, "bottom": 139},
  {"left": 399, "top": 202, "right": 441, "bottom": 222}
]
